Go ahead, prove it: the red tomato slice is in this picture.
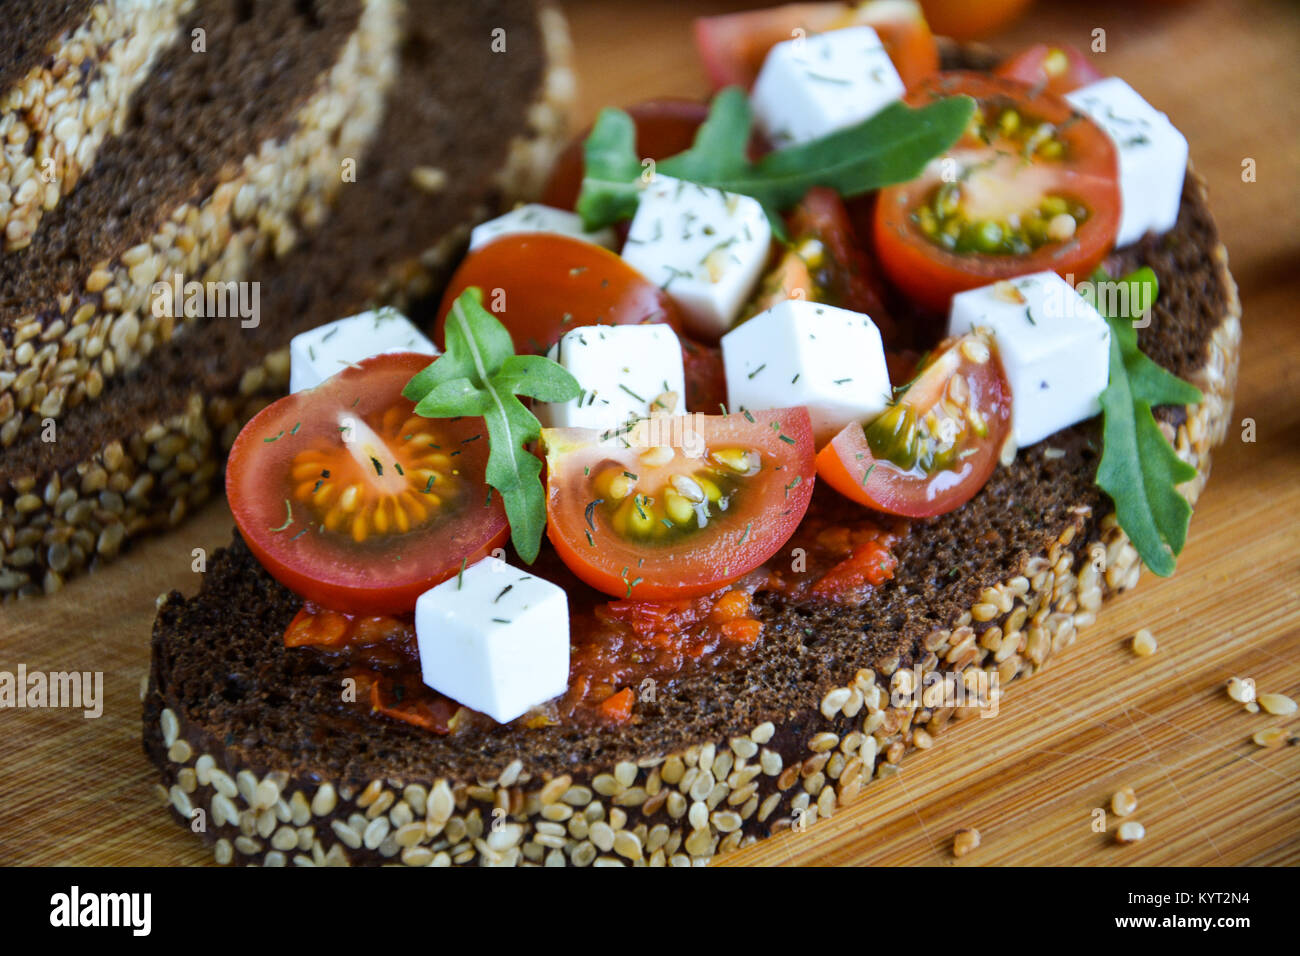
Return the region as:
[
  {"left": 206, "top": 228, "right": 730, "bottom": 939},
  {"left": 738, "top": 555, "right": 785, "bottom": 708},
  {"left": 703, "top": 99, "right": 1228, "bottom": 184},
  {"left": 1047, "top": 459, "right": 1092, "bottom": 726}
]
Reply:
[
  {"left": 995, "top": 43, "right": 1104, "bottom": 97},
  {"left": 694, "top": 1, "right": 939, "bottom": 92},
  {"left": 874, "top": 72, "right": 1120, "bottom": 313},
  {"left": 750, "top": 186, "right": 896, "bottom": 339},
  {"left": 541, "top": 98, "right": 711, "bottom": 212},
  {"left": 851, "top": 0, "right": 941, "bottom": 90},
  {"left": 917, "top": 0, "right": 1033, "bottom": 41},
  {"left": 436, "top": 234, "right": 685, "bottom": 356},
  {"left": 695, "top": 3, "right": 845, "bottom": 90},
  {"left": 816, "top": 331, "right": 1011, "bottom": 517},
  {"left": 227, "top": 353, "right": 509, "bottom": 614},
  {"left": 543, "top": 409, "right": 816, "bottom": 599}
]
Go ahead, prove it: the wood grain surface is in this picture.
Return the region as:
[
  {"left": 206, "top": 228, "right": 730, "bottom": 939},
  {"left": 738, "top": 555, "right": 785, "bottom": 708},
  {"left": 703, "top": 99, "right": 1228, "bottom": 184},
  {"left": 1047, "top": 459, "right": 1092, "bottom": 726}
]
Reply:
[{"left": 1, "top": 0, "right": 1297, "bottom": 867}]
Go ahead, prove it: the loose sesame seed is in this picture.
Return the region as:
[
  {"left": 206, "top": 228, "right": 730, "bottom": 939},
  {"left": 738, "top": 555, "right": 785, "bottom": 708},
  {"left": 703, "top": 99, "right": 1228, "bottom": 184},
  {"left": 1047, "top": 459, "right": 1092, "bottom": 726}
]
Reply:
[
  {"left": 1225, "top": 677, "right": 1255, "bottom": 704},
  {"left": 1115, "top": 821, "right": 1145, "bottom": 844},
  {"left": 951, "top": 827, "right": 981, "bottom": 857},
  {"left": 1252, "top": 727, "right": 1288, "bottom": 748},
  {"left": 1131, "top": 628, "right": 1158, "bottom": 656},
  {"left": 1258, "top": 692, "right": 1297, "bottom": 716},
  {"left": 1111, "top": 787, "right": 1138, "bottom": 817}
]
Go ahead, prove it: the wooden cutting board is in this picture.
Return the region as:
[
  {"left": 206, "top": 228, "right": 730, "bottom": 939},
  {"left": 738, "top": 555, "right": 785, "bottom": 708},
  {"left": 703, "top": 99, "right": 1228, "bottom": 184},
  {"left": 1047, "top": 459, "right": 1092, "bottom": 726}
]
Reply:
[{"left": 1, "top": 0, "right": 1297, "bottom": 867}]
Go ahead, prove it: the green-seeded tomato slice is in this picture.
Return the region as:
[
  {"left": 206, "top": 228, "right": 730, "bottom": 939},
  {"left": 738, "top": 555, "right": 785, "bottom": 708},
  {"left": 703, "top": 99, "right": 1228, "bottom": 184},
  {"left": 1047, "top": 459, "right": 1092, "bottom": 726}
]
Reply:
[{"left": 543, "top": 408, "right": 816, "bottom": 599}]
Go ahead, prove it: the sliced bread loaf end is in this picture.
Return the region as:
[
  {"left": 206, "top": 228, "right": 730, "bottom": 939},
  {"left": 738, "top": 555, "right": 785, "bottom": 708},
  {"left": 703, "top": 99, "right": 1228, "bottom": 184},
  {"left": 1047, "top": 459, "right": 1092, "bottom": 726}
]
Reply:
[{"left": 0, "top": 0, "right": 572, "bottom": 598}]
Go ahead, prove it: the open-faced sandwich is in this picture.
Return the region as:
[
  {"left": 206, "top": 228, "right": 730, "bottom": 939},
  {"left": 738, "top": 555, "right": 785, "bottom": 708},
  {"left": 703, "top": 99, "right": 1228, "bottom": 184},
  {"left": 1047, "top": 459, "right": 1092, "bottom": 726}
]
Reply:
[{"left": 144, "top": 2, "right": 1240, "bottom": 867}]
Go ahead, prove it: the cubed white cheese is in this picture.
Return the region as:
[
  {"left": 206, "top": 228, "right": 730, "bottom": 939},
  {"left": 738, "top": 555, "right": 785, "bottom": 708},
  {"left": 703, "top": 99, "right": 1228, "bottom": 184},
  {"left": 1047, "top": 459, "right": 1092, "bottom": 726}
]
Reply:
[
  {"left": 468, "top": 203, "right": 618, "bottom": 251},
  {"left": 1065, "top": 77, "right": 1188, "bottom": 247},
  {"left": 721, "top": 299, "right": 892, "bottom": 446},
  {"left": 620, "top": 174, "right": 771, "bottom": 338},
  {"left": 415, "top": 557, "right": 569, "bottom": 724},
  {"left": 750, "top": 25, "right": 905, "bottom": 148},
  {"left": 535, "top": 323, "right": 686, "bottom": 433},
  {"left": 289, "top": 308, "right": 437, "bottom": 394},
  {"left": 947, "top": 271, "right": 1111, "bottom": 448}
]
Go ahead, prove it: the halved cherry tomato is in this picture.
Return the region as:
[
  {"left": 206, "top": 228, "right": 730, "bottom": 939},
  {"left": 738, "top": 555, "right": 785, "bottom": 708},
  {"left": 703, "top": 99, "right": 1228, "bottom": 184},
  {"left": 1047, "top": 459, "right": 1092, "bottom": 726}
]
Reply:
[
  {"left": 227, "top": 352, "right": 509, "bottom": 615},
  {"left": 917, "top": 0, "right": 1033, "bottom": 41},
  {"left": 694, "top": 1, "right": 939, "bottom": 92},
  {"left": 435, "top": 234, "right": 684, "bottom": 356},
  {"left": 543, "top": 409, "right": 816, "bottom": 599},
  {"left": 541, "top": 98, "right": 711, "bottom": 212},
  {"left": 816, "top": 331, "right": 1011, "bottom": 517},
  {"left": 850, "top": 0, "right": 941, "bottom": 89},
  {"left": 995, "top": 43, "right": 1104, "bottom": 97},
  {"left": 748, "top": 187, "right": 895, "bottom": 339},
  {"left": 695, "top": 4, "right": 842, "bottom": 90},
  {"left": 874, "top": 72, "right": 1120, "bottom": 313}
]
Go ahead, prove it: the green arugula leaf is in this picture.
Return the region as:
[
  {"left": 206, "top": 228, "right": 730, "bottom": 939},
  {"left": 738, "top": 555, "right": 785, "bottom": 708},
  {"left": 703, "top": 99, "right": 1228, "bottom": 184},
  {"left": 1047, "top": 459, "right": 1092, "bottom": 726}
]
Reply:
[
  {"left": 410, "top": 377, "right": 490, "bottom": 418},
  {"left": 575, "top": 107, "right": 644, "bottom": 231},
  {"left": 711, "top": 97, "right": 975, "bottom": 210},
  {"left": 1091, "top": 267, "right": 1203, "bottom": 577},
  {"left": 576, "top": 91, "right": 974, "bottom": 233},
  {"left": 495, "top": 354, "right": 586, "bottom": 402},
  {"left": 403, "top": 288, "right": 581, "bottom": 563},
  {"left": 657, "top": 86, "right": 752, "bottom": 182}
]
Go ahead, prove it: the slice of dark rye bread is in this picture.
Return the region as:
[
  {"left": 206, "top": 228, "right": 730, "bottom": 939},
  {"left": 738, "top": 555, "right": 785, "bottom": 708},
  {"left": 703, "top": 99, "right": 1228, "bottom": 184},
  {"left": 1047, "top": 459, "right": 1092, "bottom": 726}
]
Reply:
[
  {"left": 0, "top": 0, "right": 572, "bottom": 597},
  {"left": 143, "top": 158, "right": 1242, "bottom": 865}
]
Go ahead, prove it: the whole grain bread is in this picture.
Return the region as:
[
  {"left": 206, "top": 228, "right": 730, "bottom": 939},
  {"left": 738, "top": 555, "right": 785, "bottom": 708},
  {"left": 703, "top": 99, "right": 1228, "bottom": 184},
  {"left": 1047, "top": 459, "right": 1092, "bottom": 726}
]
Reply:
[
  {"left": 0, "top": 0, "right": 571, "bottom": 597},
  {"left": 0, "top": 3, "right": 95, "bottom": 93},
  {"left": 142, "top": 151, "right": 1242, "bottom": 864}
]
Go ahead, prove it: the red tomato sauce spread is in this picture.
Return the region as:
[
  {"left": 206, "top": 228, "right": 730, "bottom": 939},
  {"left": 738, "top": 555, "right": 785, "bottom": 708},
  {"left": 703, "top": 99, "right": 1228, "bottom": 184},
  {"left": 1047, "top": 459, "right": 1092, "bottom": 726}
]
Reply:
[{"left": 283, "top": 512, "right": 904, "bottom": 732}]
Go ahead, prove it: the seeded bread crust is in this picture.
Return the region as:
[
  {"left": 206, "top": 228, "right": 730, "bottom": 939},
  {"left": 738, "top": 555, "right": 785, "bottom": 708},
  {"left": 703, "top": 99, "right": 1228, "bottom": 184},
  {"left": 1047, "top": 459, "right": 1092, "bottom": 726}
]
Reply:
[
  {"left": 142, "top": 157, "right": 1241, "bottom": 865},
  {"left": 0, "top": 0, "right": 572, "bottom": 598},
  {"left": 0, "top": 0, "right": 196, "bottom": 252},
  {"left": 0, "top": 0, "right": 377, "bottom": 433}
]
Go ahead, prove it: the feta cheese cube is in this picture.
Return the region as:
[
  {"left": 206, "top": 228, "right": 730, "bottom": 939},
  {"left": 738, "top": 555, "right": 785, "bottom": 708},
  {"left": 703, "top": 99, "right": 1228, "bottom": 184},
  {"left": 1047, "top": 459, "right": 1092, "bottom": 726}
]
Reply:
[
  {"left": 468, "top": 203, "right": 617, "bottom": 251},
  {"left": 947, "top": 271, "right": 1111, "bottom": 448},
  {"left": 1065, "top": 77, "right": 1188, "bottom": 247},
  {"left": 289, "top": 307, "right": 437, "bottom": 394},
  {"left": 415, "top": 557, "right": 569, "bottom": 724},
  {"left": 750, "top": 26, "right": 905, "bottom": 148},
  {"left": 620, "top": 174, "right": 771, "bottom": 338},
  {"left": 535, "top": 324, "right": 686, "bottom": 433},
  {"left": 721, "top": 299, "right": 892, "bottom": 446}
]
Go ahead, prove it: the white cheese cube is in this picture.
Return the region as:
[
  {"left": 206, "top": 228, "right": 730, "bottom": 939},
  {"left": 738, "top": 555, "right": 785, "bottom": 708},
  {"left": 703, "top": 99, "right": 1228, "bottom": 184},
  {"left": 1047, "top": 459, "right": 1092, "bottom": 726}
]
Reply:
[
  {"left": 415, "top": 557, "right": 569, "bottom": 724},
  {"left": 750, "top": 26, "right": 905, "bottom": 148},
  {"left": 948, "top": 271, "right": 1111, "bottom": 448},
  {"left": 1065, "top": 77, "right": 1188, "bottom": 247},
  {"left": 468, "top": 203, "right": 617, "bottom": 251},
  {"left": 721, "top": 299, "right": 892, "bottom": 447},
  {"left": 620, "top": 174, "right": 771, "bottom": 339},
  {"left": 289, "top": 308, "right": 437, "bottom": 394},
  {"left": 535, "top": 324, "right": 686, "bottom": 433}
]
